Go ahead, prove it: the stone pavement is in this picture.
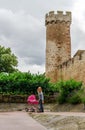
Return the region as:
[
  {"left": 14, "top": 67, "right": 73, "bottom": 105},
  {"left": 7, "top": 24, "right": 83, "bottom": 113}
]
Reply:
[{"left": 0, "top": 111, "right": 47, "bottom": 130}]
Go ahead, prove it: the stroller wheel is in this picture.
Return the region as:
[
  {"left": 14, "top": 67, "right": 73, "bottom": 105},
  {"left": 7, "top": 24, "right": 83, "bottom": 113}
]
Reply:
[
  {"left": 30, "top": 107, "right": 35, "bottom": 112},
  {"left": 25, "top": 108, "right": 29, "bottom": 112}
]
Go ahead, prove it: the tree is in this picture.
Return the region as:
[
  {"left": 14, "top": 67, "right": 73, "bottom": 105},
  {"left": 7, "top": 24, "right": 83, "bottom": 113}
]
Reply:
[{"left": 0, "top": 45, "right": 18, "bottom": 73}]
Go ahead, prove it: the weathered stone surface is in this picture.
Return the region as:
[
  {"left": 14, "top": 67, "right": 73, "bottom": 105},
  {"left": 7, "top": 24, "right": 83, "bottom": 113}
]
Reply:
[
  {"left": 45, "top": 11, "right": 71, "bottom": 82},
  {"left": 57, "top": 51, "right": 85, "bottom": 84},
  {"left": 0, "top": 95, "right": 27, "bottom": 103},
  {"left": 45, "top": 11, "right": 85, "bottom": 84}
]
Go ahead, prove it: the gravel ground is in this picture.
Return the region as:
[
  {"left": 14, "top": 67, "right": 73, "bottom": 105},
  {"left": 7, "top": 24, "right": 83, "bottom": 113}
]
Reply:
[{"left": 29, "top": 112, "right": 85, "bottom": 130}]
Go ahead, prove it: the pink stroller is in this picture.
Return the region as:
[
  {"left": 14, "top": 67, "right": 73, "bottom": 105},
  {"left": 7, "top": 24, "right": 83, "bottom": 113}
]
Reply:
[{"left": 25, "top": 94, "right": 39, "bottom": 112}]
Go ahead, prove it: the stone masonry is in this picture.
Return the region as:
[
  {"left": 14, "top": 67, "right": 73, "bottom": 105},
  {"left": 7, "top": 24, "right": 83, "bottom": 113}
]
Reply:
[
  {"left": 57, "top": 50, "right": 85, "bottom": 84},
  {"left": 45, "top": 11, "right": 85, "bottom": 83}
]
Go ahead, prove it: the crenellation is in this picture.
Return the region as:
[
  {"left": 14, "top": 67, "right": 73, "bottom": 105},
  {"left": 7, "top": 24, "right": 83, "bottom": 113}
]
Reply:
[
  {"left": 57, "top": 51, "right": 85, "bottom": 73},
  {"left": 46, "top": 11, "right": 71, "bottom": 17},
  {"left": 66, "top": 11, "right": 71, "bottom": 16},
  {"left": 57, "top": 11, "right": 63, "bottom": 15},
  {"left": 49, "top": 11, "right": 55, "bottom": 16},
  {"left": 45, "top": 11, "right": 71, "bottom": 26}
]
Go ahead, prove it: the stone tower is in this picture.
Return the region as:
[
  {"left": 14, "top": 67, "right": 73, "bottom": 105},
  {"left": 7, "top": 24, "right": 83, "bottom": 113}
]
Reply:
[{"left": 45, "top": 11, "right": 72, "bottom": 82}]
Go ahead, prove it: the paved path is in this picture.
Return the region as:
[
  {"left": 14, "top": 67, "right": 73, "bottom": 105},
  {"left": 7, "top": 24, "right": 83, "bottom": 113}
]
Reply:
[
  {"left": 0, "top": 112, "right": 47, "bottom": 130},
  {"left": 1, "top": 111, "right": 85, "bottom": 130}
]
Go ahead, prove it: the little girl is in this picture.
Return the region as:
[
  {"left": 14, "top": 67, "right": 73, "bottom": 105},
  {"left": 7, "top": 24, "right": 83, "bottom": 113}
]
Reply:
[{"left": 37, "top": 87, "right": 44, "bottom": 112}]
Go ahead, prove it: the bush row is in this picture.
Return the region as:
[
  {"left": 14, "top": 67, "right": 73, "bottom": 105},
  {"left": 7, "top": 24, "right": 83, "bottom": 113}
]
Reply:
[
  {"left": 0, "top": 72, "right": 84, "bottom": 104},
  {"left": 0, "top": 72, "right": 53, "bottom": 95}
]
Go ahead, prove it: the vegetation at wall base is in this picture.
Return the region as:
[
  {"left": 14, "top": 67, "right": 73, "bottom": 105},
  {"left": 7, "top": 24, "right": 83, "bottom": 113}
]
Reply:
[
  {"left": 55, "top": 79, "right": 82, "bottom": 104},
  {"left": 0, "top": 72, "right": 84, "bottom": 104}
]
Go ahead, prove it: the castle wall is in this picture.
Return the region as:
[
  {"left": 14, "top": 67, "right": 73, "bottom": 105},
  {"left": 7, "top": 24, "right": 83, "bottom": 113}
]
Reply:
[
  {"left": 57, "top": 51, "right": 85, "bottom": 84},
  {"left": 45, "top": 11, "right": 85, "bottom": 84}
]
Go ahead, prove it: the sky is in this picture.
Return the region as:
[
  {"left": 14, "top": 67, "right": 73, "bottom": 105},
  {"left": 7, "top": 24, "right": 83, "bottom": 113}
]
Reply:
[{"left": 0, "top": 0, "right": 85, "bottom": 73}]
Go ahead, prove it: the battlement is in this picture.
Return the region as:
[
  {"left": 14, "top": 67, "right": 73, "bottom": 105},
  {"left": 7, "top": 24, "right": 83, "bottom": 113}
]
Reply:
[
  {"left": 57, "top": 50, "right": 85, "bottom": 69},
  {"left": 45, "top": 11, "right": 71, "bottom": 25}
]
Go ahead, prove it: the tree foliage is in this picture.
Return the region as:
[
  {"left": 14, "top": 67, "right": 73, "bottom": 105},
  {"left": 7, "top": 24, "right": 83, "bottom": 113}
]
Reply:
[{"left": 0, "top": 45, "right": 18, "bottom": 73}]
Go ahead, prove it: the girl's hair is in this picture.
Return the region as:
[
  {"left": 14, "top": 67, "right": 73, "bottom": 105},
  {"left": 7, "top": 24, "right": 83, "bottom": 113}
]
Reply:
[{"left": 37, "top": 87, "right": 42, "bottom": 92}]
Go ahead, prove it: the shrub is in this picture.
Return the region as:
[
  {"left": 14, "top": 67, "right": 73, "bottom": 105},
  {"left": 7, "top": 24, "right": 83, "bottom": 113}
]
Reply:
[
  {"left": 68, "top": 94, "right": 81, "bottom": 104},
  {"left": 78, "top": 86, "right": 85, "bottom": 104},
  {"left": 56, "top": 79, "right": 82, "bottom": 104},
  {"left": 0, "top": 72, "right": 53, "bottom": 96},
  {"left": 57, "top": 94, "right": 66, "bottom": 104}
]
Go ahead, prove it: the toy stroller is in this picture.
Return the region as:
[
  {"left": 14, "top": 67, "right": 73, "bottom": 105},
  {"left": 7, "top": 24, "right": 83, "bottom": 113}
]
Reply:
[{"left": 25, "top": 94, "right": 39, "bottom": 112}]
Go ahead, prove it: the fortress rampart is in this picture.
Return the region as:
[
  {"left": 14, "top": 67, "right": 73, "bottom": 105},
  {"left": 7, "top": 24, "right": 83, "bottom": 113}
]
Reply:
[{"left": 57, "top": 50, "right": 85, "bottom": 84}]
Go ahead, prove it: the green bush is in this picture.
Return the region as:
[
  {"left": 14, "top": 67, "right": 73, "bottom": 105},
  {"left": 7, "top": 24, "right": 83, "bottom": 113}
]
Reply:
[
  {"left": 78, "top": 86, "right": 85, "bottom": 104},
  {"left": 0, "top": 72, "right": 53, "bottom": 96},
  {"left": 57, "top": 94, "right": 66, "bottom": 104},
  {"left": 56, "top": 79, "right": 82, "bottom": 104},
  {"left": 68, "top": 94, "right": 81, "bottom": 104}
]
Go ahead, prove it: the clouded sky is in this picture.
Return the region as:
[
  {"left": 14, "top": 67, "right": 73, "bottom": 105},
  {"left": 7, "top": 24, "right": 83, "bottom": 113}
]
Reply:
[{"left": 0, "top": 0, "right": 85, "bottom": 73}]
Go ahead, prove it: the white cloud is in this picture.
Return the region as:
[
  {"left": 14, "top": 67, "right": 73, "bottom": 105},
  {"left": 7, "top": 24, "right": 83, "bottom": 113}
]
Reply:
[
  {"left": 72, "top": 0, "right": 85, "bottom": 29},
  {"left": 0, "top": 9, "right": 45, "bottom": 73},
  {"left": 71, "top": 0, "right": 85, "bottom": 56},
  {"left": 18, "top": 57, "right": 45, "bottom": 74}
]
